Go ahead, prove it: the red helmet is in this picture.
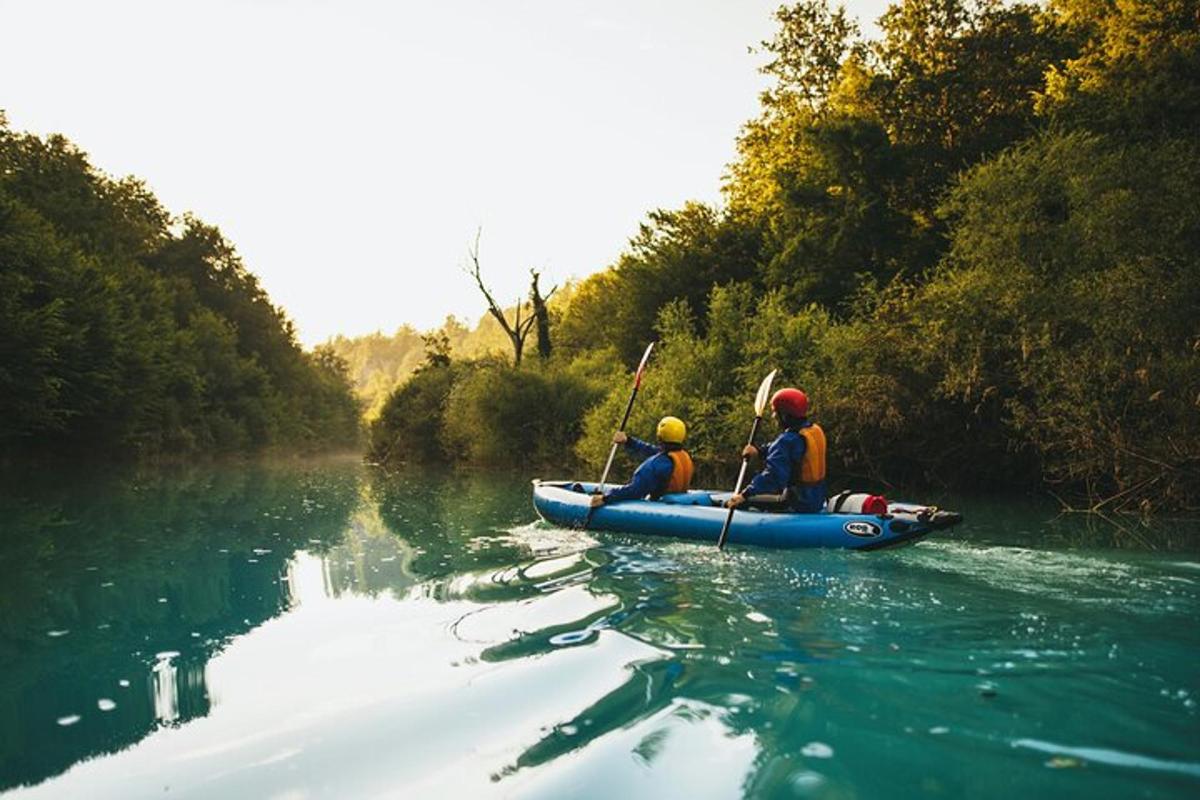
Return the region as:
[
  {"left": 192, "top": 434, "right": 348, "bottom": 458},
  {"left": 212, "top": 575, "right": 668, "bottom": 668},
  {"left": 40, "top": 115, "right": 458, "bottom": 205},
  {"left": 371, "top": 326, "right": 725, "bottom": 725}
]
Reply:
[{"left": 771, "top": 387, "right": 809, "bottom": 418}]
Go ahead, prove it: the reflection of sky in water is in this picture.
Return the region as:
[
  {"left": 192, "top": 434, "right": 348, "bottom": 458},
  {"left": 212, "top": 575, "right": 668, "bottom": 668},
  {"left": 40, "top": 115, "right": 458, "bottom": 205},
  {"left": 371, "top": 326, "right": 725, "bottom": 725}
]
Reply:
[
  {"left": 3, "top": 462, "right": 1199, "bottom": 799},
  {"left": 14, "top": 548, "right": 714, "bottom": 798}
]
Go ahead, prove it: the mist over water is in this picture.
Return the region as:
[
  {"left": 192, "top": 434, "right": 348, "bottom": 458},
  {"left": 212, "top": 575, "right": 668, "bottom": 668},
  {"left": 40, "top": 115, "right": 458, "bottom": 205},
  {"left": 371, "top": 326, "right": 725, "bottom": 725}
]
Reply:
[{"left": 1, "top": 459, "right": 1196, "bottom": 798}]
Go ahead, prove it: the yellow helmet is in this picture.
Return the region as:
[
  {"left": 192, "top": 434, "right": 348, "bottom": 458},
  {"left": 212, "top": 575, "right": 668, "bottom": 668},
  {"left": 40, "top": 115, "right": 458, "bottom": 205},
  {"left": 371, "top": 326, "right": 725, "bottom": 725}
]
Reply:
[{"left": 656, "top": 416, "right": 686, "bottom": 444}]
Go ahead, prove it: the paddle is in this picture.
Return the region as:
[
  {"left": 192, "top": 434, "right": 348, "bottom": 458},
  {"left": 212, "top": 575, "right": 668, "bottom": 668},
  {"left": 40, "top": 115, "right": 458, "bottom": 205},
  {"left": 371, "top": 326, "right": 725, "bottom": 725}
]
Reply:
[
  {"left": 594, "top": 341, "right": 655, "bottom": 496},
  {"left": 716, "top": 369, "right": 778, "bottom": 550}
]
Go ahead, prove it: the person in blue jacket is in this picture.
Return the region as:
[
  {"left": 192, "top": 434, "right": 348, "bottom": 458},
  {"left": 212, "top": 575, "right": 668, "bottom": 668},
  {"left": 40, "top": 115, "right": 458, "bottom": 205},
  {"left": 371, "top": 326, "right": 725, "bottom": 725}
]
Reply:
[
  {"left": 589, "top": 416, "right": 694, "bottom": 507},
  {"left": 725, "top": 387, "right": 827, "bottom": 513}
]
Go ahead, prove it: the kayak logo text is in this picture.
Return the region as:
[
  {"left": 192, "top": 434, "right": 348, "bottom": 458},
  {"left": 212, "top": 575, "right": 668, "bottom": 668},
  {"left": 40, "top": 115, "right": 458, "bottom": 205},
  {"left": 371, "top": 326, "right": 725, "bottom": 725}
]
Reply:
[{"left": 843, "top": 521, "right": 882, "bottom": 538}]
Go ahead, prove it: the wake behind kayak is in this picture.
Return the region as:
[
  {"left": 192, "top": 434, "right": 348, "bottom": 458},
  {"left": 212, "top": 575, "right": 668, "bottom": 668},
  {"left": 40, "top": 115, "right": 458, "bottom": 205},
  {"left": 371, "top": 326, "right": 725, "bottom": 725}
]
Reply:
[{"left": 532, "top": 480, "right": 961, "bottom": 551}]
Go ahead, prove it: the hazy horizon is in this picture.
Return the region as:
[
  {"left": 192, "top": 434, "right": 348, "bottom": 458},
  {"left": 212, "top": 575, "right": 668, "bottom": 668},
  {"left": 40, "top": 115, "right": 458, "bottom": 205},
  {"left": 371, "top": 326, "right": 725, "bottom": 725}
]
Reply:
[{"left": 2, "top": 0, "right": 891, "bottom": 346}]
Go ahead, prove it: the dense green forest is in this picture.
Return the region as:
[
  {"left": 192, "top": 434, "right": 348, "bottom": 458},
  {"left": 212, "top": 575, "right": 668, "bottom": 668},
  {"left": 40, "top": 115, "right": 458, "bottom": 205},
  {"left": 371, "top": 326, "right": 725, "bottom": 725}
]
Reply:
[
  {"left": 0, "top": 115, "right": 361, "bottom": 459},
  {"left": 369, "top": 0, "right": 1199, "bottom": 512}
]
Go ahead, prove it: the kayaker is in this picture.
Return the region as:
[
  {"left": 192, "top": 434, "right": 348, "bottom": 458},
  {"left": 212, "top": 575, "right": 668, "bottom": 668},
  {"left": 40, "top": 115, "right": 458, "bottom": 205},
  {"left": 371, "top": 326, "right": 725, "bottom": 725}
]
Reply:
[
  {"left": 725, "top": 388, "right": 826, "bottom": 513},
  {"left": 589, "top": 416, "right": 694, "bottom": 507}
]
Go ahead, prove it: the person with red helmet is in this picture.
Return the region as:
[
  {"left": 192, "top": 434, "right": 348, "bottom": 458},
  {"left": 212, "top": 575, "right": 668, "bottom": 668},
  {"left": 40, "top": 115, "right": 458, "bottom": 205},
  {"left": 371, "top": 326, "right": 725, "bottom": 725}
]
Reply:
[{"left": 725, "top": 387, "right": 827, "bottom": 513}]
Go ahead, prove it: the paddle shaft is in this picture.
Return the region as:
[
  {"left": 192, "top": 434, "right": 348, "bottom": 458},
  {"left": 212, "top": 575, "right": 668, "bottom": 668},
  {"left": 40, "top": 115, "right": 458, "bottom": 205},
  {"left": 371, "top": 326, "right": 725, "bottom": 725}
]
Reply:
[
  {"left": 597, "top": 384, "right": 640, "bottom": 494},
  {"left": 716, "top": 414, "right": 764, "bottom": 549}
]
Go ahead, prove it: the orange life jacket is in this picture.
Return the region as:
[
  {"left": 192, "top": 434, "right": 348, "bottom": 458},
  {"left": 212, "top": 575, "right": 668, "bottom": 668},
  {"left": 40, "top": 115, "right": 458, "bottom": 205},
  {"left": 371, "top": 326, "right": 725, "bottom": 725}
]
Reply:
[
  {"left": 664, "top": 449, "right": 694, "bottom": 493},
  {"left": 796, "top": 424, "right": 826, "bottom": 486}
]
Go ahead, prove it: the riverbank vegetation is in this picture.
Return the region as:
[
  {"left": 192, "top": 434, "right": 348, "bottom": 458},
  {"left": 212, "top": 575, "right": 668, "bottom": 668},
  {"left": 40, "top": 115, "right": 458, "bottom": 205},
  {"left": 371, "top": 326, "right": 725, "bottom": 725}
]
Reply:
[
  {"left": 0, "top": 116, "right": 361, "bottom": 460},
  {"left": 367, "top": 0, "right": 1199, "bottom": 512}
]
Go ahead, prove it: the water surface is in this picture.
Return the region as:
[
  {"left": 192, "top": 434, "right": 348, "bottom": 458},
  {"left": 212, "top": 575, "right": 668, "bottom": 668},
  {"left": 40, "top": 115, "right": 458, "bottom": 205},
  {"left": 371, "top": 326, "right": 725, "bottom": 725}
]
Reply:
[{"left": 1, "top": 459, "right": 1196, "bottom": 798}]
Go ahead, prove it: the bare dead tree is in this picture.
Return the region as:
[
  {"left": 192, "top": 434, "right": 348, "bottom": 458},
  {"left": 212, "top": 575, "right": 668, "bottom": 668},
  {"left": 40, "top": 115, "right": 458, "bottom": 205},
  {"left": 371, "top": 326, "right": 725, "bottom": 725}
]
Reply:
[
  {"left": 464, "top": 230, "right": 538, "bottom": 366},
  {"left": 529, "top": 268, "right": 557, "bottom": 360}
]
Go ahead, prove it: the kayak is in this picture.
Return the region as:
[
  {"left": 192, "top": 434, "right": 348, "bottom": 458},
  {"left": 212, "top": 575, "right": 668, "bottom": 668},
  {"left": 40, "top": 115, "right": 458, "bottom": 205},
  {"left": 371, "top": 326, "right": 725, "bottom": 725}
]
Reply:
[{"left": 531, "top": 480, "right": 962, "bottom": 551}]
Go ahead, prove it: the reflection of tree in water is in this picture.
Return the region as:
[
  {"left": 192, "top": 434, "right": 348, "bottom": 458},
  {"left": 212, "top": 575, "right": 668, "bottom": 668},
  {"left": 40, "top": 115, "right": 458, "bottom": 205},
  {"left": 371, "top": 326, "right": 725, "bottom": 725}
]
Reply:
[
  {"left": 363, "top": 467, "right": 539, "bottom": 595},
  {"left": 0, "top": 460, "right": 358, "bottom": 791}
]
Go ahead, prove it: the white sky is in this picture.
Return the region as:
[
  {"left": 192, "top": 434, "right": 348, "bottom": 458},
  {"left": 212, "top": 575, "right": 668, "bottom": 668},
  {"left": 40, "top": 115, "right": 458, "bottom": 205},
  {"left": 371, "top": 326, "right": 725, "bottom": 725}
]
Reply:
[{"left": 2, "top": 0, "right": 890, "bottom": 346}]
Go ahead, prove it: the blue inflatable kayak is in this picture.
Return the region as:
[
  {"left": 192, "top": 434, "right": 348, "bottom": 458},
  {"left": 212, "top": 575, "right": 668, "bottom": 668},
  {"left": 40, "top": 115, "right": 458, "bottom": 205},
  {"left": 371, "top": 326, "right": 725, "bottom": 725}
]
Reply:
[{"left": 532, "top": 480, "right": 961, "bottom": 550}]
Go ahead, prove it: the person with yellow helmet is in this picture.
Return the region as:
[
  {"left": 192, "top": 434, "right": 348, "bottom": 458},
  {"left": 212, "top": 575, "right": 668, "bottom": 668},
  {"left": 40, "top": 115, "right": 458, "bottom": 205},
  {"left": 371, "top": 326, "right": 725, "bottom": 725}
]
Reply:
[
  {"left": 589, "top": 416, "right": 694, "bottom": 507},
  {"left": 725, "top": 387, "right": 827, "bottom": 513}
]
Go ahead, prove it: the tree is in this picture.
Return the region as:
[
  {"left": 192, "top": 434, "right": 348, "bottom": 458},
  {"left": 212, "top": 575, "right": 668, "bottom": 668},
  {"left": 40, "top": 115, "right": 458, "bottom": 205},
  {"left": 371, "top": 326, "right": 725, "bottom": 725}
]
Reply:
[
  {"left": 556, "top": 203, "right": 761, "bottom": 363},
  {"left": 529, "top": 269, "right": 556, "bottom": 360},
  {"left": 463, "top": 230, "right": 539, "bottom": 366},
  {"left": 759, "top": 0, "right": 862, "bottom": 116},
  {"left": 420, "top": 330, "right": 452, "bottom": 368},
  {"left": 1037, "top": 0, "right": 1200, "bottom": 138}
]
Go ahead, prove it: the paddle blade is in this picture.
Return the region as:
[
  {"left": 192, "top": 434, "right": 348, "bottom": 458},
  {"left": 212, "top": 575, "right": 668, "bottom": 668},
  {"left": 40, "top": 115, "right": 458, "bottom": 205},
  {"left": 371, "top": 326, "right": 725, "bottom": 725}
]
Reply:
[
  {"left": 633, "top": 342, "right": 654, "bottom": 389},
  {"left": 753, "top": 369, "right": 779, "bottom": 417}
]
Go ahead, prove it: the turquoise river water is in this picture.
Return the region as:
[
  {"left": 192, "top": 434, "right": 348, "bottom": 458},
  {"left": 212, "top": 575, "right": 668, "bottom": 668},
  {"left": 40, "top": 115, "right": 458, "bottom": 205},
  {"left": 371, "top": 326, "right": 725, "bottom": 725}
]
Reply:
[{"left": 0, "top": 457, "right": 1197, "bottom": 799}]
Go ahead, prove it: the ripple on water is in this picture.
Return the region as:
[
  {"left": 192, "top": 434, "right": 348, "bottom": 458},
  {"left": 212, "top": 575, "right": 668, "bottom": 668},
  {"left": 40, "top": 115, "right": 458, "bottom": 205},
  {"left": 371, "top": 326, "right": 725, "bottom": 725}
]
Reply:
[
  {"left": 904, "top": 541, "right": 1197, "bottom": 613},
  {"left": 1012, "top": 738, "right": 1200, "bottom": 779}
]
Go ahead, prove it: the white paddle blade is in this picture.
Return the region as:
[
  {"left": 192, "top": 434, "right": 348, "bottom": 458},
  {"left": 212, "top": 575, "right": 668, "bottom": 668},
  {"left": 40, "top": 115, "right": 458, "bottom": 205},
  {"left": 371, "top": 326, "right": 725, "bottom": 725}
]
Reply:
[
  {"left": 754, "top": 369, "right": 778, "bottom": 417},
  {"left": 634, "top": 342, "right": 654, "bottom": 388}
]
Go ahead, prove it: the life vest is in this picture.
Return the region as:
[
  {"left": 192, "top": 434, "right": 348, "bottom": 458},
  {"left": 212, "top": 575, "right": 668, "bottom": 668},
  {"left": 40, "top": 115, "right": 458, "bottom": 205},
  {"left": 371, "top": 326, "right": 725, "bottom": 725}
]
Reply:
[
  {"left": 664, "top": 449, "right": 694, "bottom": 493},
  {"left": 794, "top": 424, "right": 826, "bottom": 486}
]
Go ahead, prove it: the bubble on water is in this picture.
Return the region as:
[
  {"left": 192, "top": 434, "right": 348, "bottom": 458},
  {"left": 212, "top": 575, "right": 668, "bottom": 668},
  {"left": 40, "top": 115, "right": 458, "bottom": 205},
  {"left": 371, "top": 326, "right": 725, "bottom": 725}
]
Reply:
[
  {"left": 97, "top": 699, "right": 116, "bottom": 712},
  {"left": 789, "top": 770, "right": 827, "bottom": 792},
  {"left": 56, "top": 715, "right": 81, "bottom": 726},
  {"left": 801, "top": 742, "right": 834, "bottom": 758}
]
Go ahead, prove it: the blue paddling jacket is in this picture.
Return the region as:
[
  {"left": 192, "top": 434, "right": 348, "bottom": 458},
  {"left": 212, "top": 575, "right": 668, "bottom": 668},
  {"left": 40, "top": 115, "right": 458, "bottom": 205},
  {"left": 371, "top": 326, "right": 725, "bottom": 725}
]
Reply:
[
  {"left": 740, "top": 421, "right": 827, "bottom": 513},
  {"left": 603, "top": 436, "right": 694, "bottom": 502}
]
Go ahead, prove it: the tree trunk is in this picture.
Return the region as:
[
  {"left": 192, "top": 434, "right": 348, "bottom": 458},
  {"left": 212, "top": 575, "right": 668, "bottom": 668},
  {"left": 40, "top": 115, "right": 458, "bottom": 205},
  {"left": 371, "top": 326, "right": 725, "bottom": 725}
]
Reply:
[{"left": 530, "top": 269, "right": 555, "bottom": 360}]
